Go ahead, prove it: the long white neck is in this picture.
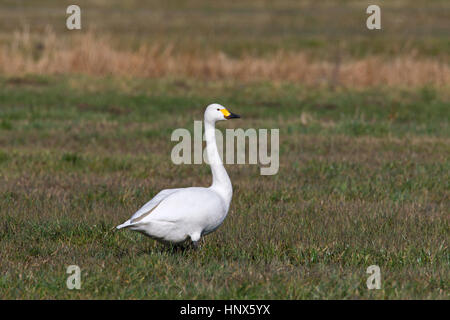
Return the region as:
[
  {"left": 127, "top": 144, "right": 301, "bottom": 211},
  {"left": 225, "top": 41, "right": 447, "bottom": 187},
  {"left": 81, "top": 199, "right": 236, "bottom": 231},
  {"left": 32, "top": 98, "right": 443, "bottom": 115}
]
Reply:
[{"left": 204, "top": 119, "right": 232, "bottom": 205}]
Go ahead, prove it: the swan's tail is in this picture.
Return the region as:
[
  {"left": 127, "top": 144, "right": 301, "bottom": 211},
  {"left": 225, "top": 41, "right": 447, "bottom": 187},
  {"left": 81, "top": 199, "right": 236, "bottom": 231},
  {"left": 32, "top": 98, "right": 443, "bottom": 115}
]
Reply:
[{"left": 116, "top": 220, "right": 132, "bottom": 230}]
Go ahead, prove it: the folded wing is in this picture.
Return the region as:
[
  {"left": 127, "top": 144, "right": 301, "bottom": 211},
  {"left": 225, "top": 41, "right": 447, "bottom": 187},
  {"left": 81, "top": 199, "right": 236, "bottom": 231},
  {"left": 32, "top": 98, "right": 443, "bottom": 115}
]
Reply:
[{"left": 116, "top": 188, "right": 182, "bottom": 229}]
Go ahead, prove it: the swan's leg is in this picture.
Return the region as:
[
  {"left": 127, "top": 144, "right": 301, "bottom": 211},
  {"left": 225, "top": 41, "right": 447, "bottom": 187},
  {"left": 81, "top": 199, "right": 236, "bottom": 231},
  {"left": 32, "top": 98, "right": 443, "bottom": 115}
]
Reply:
[{"left": 190, "top": 232, "right": 201, "bottom": 249}]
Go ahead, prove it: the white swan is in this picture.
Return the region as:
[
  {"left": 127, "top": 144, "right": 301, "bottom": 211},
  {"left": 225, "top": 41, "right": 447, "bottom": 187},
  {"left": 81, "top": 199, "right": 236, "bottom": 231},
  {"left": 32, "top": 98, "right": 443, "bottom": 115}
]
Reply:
[{"left": 116, "top": 103, "right": 240, "bottom": 247}]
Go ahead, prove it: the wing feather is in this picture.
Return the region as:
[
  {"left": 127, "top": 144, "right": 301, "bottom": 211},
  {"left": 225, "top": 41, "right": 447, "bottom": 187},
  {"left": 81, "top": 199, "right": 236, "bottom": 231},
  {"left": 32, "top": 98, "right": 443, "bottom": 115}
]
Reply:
[{"left": 129, "top": 188, "right": 182, "bottom": 221}]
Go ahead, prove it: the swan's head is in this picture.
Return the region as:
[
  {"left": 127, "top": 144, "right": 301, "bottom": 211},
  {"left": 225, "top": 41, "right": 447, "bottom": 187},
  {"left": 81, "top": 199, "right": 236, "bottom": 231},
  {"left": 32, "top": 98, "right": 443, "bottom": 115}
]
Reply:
[{"left": 204, "top": 103, "right": 240, "bottom": 123}]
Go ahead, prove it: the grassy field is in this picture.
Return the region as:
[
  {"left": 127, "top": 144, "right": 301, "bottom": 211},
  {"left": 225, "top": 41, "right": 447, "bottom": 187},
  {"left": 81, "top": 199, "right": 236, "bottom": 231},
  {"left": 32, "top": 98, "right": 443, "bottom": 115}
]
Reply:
[
  {"left": 0, "top": 0, "right": 449, "bottom": 299},
  {"left": 1, "top": 1, "right": 448, "bottom": 87},
  {"left": 1, "top": 0, "right": 449, "bottom": 58},
  {"left": 0, "top": 75, "right": 448, "bottom": 299}
]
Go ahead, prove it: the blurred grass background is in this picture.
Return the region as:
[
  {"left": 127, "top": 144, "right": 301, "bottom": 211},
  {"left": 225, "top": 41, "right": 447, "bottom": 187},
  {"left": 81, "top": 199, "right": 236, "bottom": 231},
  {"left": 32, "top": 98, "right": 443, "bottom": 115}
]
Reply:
[
  {"left": 0, "top": 0, "right": 448, "bottom": 86},
  {"left": 0, "top": 0, "right": 449, "bottom": 58}
]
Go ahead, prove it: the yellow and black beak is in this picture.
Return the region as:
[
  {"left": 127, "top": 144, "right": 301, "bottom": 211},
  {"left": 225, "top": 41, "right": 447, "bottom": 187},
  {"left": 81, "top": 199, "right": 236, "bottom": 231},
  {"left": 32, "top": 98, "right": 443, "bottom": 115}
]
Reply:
[{"left": 220, "top": 108, "right": 241, "bottom": 119}]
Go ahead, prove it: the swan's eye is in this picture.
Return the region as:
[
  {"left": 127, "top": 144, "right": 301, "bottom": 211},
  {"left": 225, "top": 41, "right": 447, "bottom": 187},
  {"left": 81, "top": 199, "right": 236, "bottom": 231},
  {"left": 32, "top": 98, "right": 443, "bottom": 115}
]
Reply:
[{"left": 217, "top": 109, "right": 220, "bottom": 111}]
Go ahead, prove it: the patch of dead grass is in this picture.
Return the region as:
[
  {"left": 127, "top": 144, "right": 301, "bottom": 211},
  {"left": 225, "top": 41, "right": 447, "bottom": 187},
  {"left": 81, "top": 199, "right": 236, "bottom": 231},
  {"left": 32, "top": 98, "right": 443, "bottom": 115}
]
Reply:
[{"left": 0, "top": 29, "right": 448, "bottom": 87}]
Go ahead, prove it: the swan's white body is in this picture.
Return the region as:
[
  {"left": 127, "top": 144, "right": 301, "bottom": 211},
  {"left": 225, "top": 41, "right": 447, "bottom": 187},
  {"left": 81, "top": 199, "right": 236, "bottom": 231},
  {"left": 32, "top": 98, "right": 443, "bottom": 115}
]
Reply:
[{"left": 116, "top": 104, "right": 240, "bottom": 245}]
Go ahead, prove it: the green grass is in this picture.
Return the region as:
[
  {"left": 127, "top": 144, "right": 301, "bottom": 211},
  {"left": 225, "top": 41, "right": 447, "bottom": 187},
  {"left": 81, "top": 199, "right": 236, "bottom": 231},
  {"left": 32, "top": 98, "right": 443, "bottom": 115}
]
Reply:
[{"left": 0, "top": 75, "right": 448, "bottom": 299}]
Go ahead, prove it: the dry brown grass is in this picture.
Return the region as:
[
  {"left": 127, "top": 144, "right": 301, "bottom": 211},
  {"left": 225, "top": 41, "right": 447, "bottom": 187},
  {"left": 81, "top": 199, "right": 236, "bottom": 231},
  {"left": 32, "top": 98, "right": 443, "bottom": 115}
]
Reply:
[{"left": 0, "top": 28, "right": 448, "bottom": 87}]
